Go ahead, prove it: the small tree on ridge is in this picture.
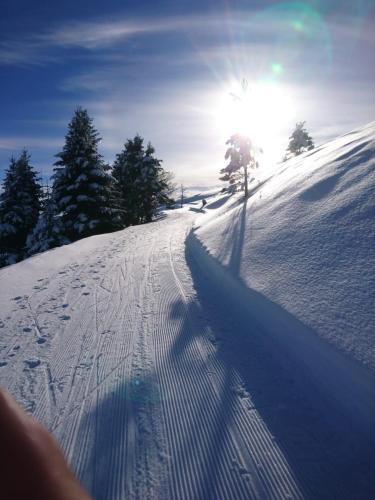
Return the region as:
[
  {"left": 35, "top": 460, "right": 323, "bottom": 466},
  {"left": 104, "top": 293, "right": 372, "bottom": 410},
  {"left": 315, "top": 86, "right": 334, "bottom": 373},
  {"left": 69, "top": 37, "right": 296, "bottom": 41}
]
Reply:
[
  {"left": 286, "top": 121, "right": 314, "bottom": 158},
  {"left": 222, "top": 134, "right": 257, "bottom": 198}
]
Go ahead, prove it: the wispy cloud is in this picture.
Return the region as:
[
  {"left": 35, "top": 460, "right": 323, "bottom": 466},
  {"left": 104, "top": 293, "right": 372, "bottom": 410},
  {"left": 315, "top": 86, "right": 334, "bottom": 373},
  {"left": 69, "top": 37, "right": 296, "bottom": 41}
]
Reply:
[
  {"left": 0, "top": 13, "right": 221, "bottom": 66},
  {"left": 38, "top": 17, "right": 197, "bottom": 49},
  {"left": 0, "top": 41, "right": 59, "bottom": 67},
  {"left": 1, "top": 9, "right": 373, "bottom": 67},
  {"left": 0, "top": 136, "right": 62, "bottom": 150},
  {"left": 0, "top": 14, "right": 225, "bottom": 66},
  {"left": 59, "top": 72, "right": 115, "bottom": 92}
]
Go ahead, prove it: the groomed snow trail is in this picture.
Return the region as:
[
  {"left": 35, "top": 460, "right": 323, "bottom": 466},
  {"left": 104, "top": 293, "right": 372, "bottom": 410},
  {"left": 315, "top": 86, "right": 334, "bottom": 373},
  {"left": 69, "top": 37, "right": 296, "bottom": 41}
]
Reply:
[{"left": 1, "top": 210, "right": 374, "bottom": 499}]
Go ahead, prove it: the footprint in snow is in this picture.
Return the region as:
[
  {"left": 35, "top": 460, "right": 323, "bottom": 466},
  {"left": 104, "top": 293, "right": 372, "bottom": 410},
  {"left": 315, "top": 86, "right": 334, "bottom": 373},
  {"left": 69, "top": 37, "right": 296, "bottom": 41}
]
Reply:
[
  {"left": 23, "top": 327, "right": 32, "bottom": 333},
  {"left": 24, "top": 360, "right": 41, "bottom": 369},
  {"left": 37, "top": 338, "right": 47, "bottom": 345},
  {"left": 0, "top": 361, "right": 8, "bottom": 368},
  {"left": 59, "top": 315, "right": 71, "bottom": 321}
]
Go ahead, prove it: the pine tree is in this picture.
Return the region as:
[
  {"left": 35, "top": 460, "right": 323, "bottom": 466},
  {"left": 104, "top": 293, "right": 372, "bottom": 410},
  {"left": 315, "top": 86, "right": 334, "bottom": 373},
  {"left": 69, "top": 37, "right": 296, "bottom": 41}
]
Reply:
[
  {"left": 219, "top": 163, "right": 243, "bottom": 192},
  {"left": 139, "top": 142, "right": 172, "bottom": 222},
  {"left": 113, "top": 135, "right": 173, "bottom": 225},
  {"left": 106, "top": 163, "right": 126, "bottom": 227},
  {"left": 286, "top": 121, "right": 314, "bottom": 157},
  {"left": 158, "top": 170, "right": 176, "bottom": 208},
  {"left": 112, "top": 135, "right": 144, "bottom": 226},
  {"left": 26, "top": 187, "right": 68, "bottom": 256},
  {"left": 53, "top": 107, "right": 122, "bottom": 242},
  {"left": 0, "top": 150, "right": 42, "bottom": 266},
  {"left": 222, "top": 134, "right": 257, "bottom": 198}
]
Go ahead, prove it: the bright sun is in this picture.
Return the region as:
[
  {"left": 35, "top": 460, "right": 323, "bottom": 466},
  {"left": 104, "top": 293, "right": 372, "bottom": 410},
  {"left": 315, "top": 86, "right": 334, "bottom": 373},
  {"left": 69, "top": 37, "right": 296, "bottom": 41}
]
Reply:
[{"left": 216, "top": 81, "right": 294, "bottom": 162}]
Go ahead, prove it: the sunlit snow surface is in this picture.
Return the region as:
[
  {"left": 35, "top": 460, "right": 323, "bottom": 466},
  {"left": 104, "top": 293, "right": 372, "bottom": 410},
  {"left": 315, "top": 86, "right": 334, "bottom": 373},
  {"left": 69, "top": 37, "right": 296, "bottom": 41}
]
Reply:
[{"left": 0, "top": 123, "right": 374, "bottom": 499}]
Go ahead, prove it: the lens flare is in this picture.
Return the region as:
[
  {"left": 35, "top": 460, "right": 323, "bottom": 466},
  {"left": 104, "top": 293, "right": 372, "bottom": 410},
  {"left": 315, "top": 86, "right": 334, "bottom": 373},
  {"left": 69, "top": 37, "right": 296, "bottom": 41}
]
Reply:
[
  {"left": 216, "top": 80, "right": 294, "bottom": 163},
  {"left": 271, "top": 63, "right": 284, "bottom": 76},
  {"left": 251, "top": 2, "right": 332, "bottom": 81}
]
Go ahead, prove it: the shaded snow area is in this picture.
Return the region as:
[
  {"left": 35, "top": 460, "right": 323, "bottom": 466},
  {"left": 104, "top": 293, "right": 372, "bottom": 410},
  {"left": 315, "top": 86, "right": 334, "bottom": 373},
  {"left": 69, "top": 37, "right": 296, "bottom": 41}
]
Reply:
[{"left": 0, "top": 124, "right": 375, "bottom": 499}]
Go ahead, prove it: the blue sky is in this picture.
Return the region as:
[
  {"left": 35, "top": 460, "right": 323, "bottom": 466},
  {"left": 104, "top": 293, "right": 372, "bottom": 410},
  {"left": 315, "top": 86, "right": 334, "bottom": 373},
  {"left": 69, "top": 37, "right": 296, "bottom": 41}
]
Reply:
[{"left": 0, "top": 0, "right": 374, "bottom": 187}]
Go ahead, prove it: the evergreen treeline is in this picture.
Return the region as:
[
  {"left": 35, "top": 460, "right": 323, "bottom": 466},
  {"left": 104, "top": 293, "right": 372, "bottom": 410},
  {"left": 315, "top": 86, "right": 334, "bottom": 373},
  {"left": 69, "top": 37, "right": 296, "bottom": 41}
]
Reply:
[
  {"left": 0, "top": 151, "right": 42, "bottom": 266},
  {"left": 113, "top": 135, "right": 172, "bottom": 225},
  {"left": 0, "top": 107, "right": 175, "bottom": 268}
]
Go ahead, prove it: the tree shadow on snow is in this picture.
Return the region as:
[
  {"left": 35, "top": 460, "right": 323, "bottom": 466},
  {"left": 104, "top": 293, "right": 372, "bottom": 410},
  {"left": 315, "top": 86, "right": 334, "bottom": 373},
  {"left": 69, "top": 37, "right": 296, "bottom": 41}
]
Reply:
[
  {"left": 68, "top": 363, "right": 174, "bottom": 499},
  {"left": 68, "top": 230, "right": 375, "bottom": 500},
  {"left": 205, "top": 194, "right": 232, "bottom": 210},
  {"left": 215, "top": 199, "right": 248, "bottom": 275},
  {"left": 167, "top": 297, "right": 257, "bottom": 499},
  {"left": 227, "top": 198, "right": 247, "bottom": 275},
  {"left": 299, "top": 140, "right": 374, "bottom": 202},
  {"left": 181, "top": 239, "right": 375, "bottom": 499}
]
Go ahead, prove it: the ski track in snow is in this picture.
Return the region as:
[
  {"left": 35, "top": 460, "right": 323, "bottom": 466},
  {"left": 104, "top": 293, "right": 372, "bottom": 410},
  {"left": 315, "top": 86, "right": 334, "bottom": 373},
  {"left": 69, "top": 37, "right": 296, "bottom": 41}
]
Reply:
[{"left": 0, "top": 210, "right": 374, "bottom": 499}]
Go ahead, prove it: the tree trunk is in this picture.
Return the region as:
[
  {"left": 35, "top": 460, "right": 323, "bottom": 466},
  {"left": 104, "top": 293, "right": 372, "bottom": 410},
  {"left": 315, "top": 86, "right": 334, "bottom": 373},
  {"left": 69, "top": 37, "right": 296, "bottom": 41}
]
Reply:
[{"left": 244, "top": 165, "right": 248, "bottom": 198}]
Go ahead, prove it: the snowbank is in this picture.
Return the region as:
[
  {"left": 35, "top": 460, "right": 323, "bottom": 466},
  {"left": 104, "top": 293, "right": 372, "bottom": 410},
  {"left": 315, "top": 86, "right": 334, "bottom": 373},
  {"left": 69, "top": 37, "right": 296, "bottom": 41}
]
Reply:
[{"left": 194, "top": 122, "right": 375, "bottom": 373}]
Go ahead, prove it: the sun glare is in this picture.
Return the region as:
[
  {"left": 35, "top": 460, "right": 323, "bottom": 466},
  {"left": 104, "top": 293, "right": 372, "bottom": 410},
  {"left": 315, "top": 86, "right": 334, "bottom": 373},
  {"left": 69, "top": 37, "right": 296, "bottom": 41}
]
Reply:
[{"left": 216, "top": 81, "right": 294, "bottom": 162}]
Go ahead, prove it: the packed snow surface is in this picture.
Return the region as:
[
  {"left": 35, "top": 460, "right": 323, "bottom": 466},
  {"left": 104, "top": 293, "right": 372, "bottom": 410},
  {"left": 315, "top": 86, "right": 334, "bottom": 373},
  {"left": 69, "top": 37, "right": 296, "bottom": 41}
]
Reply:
[{"left": 0, "top": 124, "right": 375, "bottom": 499}]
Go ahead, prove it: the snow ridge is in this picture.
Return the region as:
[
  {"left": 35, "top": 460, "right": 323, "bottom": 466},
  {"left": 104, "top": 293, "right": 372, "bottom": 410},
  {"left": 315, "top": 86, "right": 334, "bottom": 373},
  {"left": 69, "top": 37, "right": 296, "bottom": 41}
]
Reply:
[{"left": 196, "top": 122, "right": 375, "bottom": 372}]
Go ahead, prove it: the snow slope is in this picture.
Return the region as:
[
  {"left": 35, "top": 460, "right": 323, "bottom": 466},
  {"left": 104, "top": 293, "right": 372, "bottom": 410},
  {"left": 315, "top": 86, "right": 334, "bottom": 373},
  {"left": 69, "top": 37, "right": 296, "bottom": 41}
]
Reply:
[
  {"left": 0, "top": 124, "right": 374, "bottom": 499},
  {"left": 195, "top": 122, "right": 375, "bottom": 373},
  {"left": 0, "top": 212, "right": 312, "bottom": 500}
]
